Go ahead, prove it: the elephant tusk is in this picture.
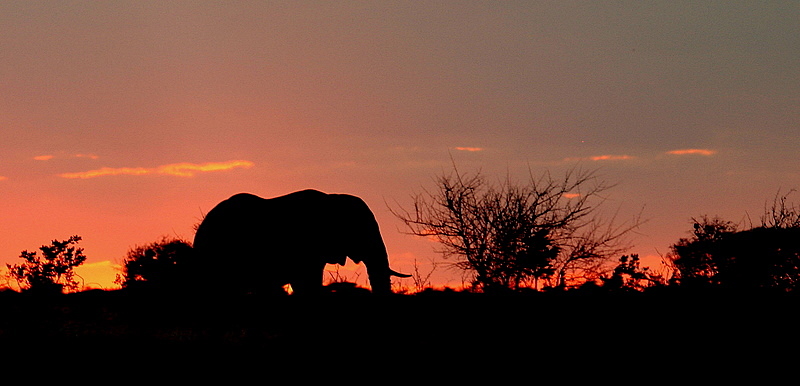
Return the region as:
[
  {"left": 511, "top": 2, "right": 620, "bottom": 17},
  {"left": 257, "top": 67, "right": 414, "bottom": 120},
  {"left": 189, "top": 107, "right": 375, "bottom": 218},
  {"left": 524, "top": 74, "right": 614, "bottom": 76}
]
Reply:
[{"left": 389, "top": 269, "right": 412, "bottom": 278}]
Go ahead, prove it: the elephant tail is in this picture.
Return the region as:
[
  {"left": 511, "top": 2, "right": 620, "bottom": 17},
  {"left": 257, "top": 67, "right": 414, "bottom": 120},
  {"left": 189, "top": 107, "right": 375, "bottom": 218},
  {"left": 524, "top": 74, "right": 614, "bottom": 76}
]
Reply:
[{"left": 390, "top": 269, "right": 411, "bottom": 278}]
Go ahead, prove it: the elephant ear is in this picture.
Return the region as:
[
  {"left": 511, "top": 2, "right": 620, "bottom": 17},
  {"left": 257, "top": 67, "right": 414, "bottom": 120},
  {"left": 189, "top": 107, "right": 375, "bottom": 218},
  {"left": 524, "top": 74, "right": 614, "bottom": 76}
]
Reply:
[{"left": 326, "top": 194, "right": 381, "bottom": 266}]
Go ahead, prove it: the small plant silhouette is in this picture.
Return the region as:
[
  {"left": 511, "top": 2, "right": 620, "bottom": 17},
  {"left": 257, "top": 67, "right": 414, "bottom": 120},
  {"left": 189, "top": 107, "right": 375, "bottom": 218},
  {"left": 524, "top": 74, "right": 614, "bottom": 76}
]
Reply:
[{"left": 6, "top": 235, "right": 87, "bottom": 294}]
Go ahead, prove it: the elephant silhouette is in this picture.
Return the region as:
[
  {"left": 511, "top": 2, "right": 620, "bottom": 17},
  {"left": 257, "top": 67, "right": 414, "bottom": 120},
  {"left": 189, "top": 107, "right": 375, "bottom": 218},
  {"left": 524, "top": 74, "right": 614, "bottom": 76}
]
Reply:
[{"left": 191, "top": 190, "right": 410, "bottom": 295}]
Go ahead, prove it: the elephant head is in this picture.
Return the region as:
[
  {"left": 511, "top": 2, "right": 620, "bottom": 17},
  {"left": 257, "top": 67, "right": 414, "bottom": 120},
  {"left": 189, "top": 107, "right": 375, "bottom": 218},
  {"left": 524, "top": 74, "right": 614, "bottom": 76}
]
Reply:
[
  {"left": 191, "top": 190, "right": 409, "bottom": 295},
  {"left": 326, "top": 193, "right": 411, "bottom": 294}
]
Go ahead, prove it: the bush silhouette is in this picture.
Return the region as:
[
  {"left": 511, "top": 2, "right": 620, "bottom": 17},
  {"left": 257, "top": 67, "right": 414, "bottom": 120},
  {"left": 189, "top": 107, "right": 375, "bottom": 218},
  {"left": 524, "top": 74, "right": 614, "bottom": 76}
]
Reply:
[
  {"left": 116, "top": 237, "right": 193, "bottom": 292},
  {"left": 668, "top": 217, "right": 800, "bottom": 292},
  {"left": 6, "top": 236, "right": 86, "bottom": 294}
]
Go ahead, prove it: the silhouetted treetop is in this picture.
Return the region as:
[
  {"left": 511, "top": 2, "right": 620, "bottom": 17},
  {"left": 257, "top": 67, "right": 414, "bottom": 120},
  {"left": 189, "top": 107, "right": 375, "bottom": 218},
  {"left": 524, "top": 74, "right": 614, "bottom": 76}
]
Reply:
[
  {"left": 667, "top": 217, "right": 800, "bottom": 292},
  {"left": 116, "top": 237, "right": 193, "bottom": 291},
  {"left": 6, "top": 236, "right": 86, "bottom": 294}
]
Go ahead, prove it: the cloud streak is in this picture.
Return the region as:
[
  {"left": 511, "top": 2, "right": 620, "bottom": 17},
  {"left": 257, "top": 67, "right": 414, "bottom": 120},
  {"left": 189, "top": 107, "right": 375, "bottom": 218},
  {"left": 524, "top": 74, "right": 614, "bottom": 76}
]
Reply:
[
  {"left": 454, "top": 147, "right": 484, "bottom": 152},
  {"left": 565, "top": 154, "right": 634, "bottom": 162},
  {"left": 666, "top": 149, "right": 716, "bottom": 156},
  {"left": 35, "top": 153, "right": 99, "bottom": 161},
  {"left": 589, "top": 154, "right": 634, "bottom": 161},
  {"left": 60, "top": 160, "right": 255, "bottom": 179}
]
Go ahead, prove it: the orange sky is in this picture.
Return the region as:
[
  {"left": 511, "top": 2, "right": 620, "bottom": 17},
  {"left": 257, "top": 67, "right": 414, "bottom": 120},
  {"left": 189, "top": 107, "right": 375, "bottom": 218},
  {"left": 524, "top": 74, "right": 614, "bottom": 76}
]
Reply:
[{"left": 1, "top": 2, "right": 799, "bottom": 291}]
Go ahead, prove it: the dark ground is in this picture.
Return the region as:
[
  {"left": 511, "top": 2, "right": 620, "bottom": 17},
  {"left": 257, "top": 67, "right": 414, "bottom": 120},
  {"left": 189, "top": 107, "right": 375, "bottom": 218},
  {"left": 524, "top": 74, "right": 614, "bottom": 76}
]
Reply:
[{"left": 1, "top": 289, "right": 797, "bottom": 378}]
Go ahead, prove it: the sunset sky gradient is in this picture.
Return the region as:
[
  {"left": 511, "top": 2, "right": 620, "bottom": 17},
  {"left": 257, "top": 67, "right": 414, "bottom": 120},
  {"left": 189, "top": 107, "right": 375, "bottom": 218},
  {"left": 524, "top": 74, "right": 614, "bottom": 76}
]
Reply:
[{"left": 2, "top": 1, "right": 798, "bottom": 290}]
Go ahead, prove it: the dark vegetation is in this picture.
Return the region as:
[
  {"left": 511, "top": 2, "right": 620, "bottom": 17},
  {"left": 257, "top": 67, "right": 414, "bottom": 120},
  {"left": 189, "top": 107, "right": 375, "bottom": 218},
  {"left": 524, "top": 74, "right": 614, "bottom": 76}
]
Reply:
[
  {"left": 2, "top": 171, "right": 800, "bottom": 364},
  {"left": 5, "top": 235, "right": 86, "bottom": 295},
  {"left": 114, "top": 237, "right": 193, "bottom": 292}
]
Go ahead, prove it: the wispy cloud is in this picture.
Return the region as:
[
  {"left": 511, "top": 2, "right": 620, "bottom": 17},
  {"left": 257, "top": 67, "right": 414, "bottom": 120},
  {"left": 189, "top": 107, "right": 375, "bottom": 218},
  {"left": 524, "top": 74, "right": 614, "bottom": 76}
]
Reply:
[
  {"left": 666, "top": 149, "right": 717, "bottom": 156},
  {"left": 589, "top": 154, "right": 634, "bottom": 161},
  {"left": 60, "top": 160, "right": 255, "bottom": 179},
  {"left": 454, "top": 147, "right": 484, "bottom": 152},
  {"left": 34, "top": 153, "right": 99, "bottom": 161},
  {"left": 565, "top": 154, "right": 634, "bottom": 162},
  {"left": 61, "top": 167, "right": 149, "bottom": 179},
  {"left": 0, "top": 176, "right": 7, "bottom": 181}
]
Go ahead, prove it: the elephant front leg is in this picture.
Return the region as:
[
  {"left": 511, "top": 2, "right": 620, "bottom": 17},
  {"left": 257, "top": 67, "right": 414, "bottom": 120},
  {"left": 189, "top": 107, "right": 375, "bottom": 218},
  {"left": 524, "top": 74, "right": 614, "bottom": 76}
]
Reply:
[{"left": 288, "top": 261, "right": 327, "bottom": 295}]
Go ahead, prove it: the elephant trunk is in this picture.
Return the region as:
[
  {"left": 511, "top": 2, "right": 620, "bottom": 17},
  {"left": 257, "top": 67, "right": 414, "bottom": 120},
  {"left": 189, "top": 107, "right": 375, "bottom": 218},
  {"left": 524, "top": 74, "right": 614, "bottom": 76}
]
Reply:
[{"left": 355, "top": 204, "right": 411, "bottom": 294}]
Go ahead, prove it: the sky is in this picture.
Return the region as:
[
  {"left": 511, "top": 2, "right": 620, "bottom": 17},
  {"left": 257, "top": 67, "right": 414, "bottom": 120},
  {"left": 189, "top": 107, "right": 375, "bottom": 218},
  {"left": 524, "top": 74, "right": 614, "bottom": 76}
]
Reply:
[{"left": 1, "top": 1, "right": 798, "bottom": 291}]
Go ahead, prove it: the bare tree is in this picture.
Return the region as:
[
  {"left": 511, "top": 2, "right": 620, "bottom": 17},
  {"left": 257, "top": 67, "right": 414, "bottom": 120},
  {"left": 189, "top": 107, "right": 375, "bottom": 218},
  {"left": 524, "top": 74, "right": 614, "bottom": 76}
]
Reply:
[{"left": 392, "top": 165, "right": 638, "bottom": 291}]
